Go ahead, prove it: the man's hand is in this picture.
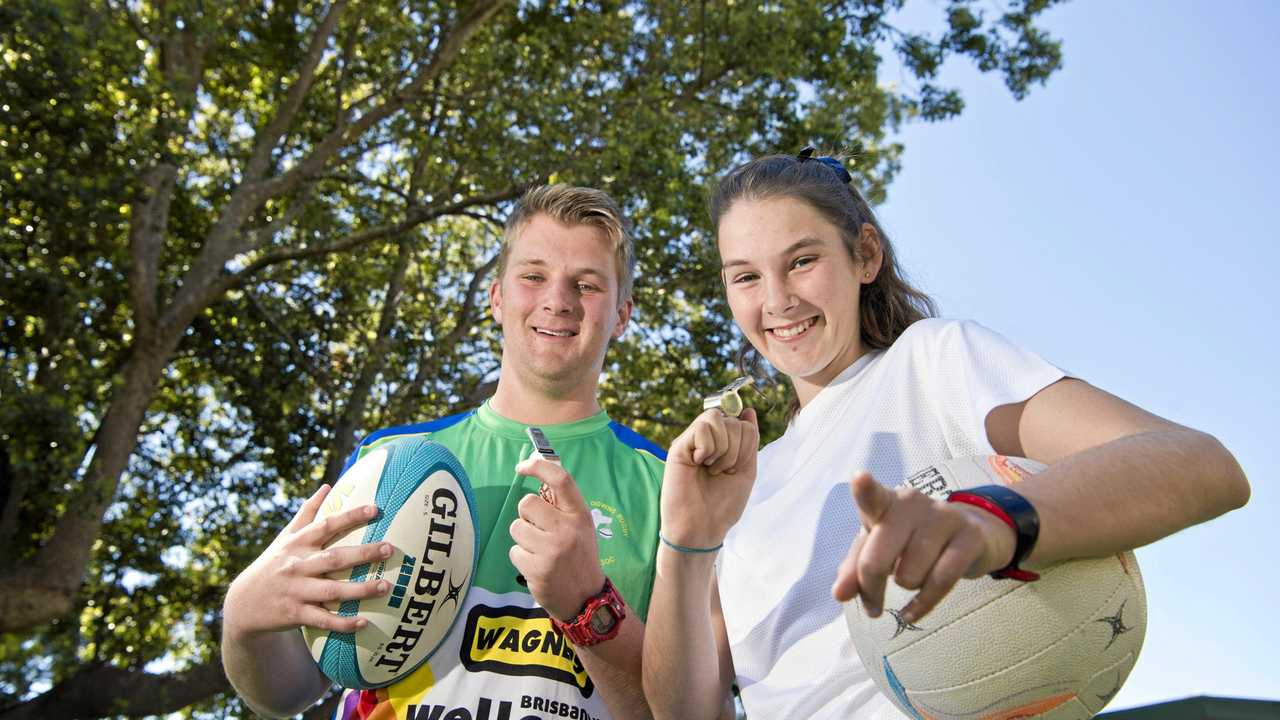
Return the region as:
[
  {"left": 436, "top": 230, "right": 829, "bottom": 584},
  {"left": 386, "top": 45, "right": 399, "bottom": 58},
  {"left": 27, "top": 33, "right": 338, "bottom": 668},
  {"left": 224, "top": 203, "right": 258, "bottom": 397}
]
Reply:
[
  {"left": 831, "top": 472, "right": 1016, "bottom": 624},
  {"left": 509, "top": 457, "right": 606, "bottom": 622},
  {"left": 224, "top": 483, "right": 392, "bottom": 638},
  {"left": 659, "top": 407, "right": 759, "bottom": 550}
]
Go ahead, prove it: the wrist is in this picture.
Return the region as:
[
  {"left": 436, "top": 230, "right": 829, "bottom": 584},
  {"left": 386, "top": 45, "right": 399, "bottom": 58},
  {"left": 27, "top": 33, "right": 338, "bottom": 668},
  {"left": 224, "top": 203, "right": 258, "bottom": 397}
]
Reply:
[
  {"left": 946, "top": 484, "right": 1041, "bottom": 581},
  {"left": 958, "top": 505, "right": 1018, "bottom": 574},
  {"left": 548, "top": 569, "right": 607, "bottom": 624},
  {"left": 550, "top": 577, "right": 627, "bottom": 647},
  {"left": 657, "top": 525, "right": 725, "bottom": 551}
]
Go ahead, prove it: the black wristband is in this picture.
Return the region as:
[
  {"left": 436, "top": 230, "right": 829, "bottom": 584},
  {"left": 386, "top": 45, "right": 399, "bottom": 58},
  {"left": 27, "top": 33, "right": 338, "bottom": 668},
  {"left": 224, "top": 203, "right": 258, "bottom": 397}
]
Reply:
[{"left": 946, "top": 484, "right": 1041, "bottom": 581}]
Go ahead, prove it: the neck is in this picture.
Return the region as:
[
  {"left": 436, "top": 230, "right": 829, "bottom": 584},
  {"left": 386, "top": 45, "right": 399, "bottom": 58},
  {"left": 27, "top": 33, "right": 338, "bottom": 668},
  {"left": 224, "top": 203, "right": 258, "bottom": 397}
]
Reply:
[
  {"left": 489, "top": 371, "right": 603, "bottom": 425},
  {"left": 791, "top": 342, "right": 869, "bottom": 409}
]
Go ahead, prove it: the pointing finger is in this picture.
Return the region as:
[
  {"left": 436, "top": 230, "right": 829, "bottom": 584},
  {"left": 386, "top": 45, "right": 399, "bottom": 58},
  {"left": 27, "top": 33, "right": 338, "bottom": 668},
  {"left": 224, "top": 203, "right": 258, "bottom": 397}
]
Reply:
[
  {"left": 516, "top": 457, "right": 588, "bottom": 514},
  {"left": 850, "top": 472, "right": 893, "bottom": 529}
]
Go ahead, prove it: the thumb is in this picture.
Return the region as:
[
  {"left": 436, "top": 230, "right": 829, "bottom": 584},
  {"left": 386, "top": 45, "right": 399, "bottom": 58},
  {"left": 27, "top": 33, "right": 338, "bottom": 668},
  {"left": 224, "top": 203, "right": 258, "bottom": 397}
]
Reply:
[{"left": 850, "top": 472, "right": 892, "bottom": 528}]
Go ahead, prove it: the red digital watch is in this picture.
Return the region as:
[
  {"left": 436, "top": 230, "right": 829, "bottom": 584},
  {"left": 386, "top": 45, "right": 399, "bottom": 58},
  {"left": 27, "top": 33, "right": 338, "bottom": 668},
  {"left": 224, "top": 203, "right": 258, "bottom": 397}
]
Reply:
[{"left": 551, "top": 578, "right": 626, "bottom": 647}]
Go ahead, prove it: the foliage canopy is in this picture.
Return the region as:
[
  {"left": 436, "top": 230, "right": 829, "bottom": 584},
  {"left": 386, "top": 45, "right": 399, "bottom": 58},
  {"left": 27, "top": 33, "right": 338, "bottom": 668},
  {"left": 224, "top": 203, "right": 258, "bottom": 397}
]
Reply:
[{"left": 0, "top": 0, "right": 1062, "bottom": 716}]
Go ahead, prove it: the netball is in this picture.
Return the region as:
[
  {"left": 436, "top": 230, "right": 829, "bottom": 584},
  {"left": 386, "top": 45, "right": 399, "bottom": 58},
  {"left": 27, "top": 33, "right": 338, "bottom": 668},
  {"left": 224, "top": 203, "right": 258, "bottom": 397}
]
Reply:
[{"left": 844, "top": 456, "right": 1147, "bottom": 720}]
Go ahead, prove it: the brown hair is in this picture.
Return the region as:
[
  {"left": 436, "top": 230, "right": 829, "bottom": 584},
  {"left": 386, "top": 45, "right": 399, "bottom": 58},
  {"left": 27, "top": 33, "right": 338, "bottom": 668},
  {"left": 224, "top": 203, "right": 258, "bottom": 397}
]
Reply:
[
  {"left": 710, "top": 152, "right": 938, "bottom": 413},
  {"left": 499, "top": 184, "right": 635, "bottom": 305}
]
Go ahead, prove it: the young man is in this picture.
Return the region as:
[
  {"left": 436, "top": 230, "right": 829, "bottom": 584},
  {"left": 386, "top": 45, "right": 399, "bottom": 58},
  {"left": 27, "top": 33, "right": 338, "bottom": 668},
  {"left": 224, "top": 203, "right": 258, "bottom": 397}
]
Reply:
[{"left": 222, "top": 185, "right": 665, "bottom": 720}]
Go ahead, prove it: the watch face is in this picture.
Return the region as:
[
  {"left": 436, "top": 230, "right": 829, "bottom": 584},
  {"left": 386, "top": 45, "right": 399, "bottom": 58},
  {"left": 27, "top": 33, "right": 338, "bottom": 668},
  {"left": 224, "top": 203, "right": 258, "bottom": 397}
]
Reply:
[{"left": 587, "top": 605, "right": 618, "bottom": 635}]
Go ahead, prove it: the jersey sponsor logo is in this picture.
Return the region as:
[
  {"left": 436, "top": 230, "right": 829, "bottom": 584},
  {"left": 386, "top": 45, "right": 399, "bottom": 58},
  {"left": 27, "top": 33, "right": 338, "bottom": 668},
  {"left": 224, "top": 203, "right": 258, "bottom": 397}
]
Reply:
[
  {"left": 402, "top": 694, "right": 601, "bottom": 720},
  {"left": 404, "top": 696, "right": 516, "bottom": 720},
  {"left": 589, "top": 509, "right": 614, "bottom": 539},
  {"left": 460, "top": 605, "right": 594, "bottom": 697},
  {"left": 587, "top": 501, "right": 629, "bottom": 540},
  {"left": 520, "top": 694, "right": 601, "bottom": 719}
]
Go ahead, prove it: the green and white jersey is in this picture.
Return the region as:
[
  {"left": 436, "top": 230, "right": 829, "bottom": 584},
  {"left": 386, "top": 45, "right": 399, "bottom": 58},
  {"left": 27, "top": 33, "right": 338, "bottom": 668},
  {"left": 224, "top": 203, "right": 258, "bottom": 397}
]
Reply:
[{"left": 332, "top": 401, "right": 665, "bottom": 720}]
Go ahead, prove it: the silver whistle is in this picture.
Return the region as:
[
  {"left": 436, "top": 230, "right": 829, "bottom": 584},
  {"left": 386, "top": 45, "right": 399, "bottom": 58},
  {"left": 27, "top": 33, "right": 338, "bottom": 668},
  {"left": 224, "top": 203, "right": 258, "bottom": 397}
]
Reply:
[{"left": 702, "top": 376, "right": 754, "bottom": 418}]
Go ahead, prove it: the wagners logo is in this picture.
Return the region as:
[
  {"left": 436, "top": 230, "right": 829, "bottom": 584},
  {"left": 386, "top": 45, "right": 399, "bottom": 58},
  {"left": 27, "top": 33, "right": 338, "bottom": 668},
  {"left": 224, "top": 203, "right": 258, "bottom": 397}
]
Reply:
[{"left": 460, "top": 605, "right": 594, "bottom": 697}]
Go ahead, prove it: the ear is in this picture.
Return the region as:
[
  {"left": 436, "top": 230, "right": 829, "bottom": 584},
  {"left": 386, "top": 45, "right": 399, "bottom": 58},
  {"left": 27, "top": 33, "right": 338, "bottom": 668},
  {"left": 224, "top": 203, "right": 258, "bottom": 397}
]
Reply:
[
  {"left": 857, "top": 223, "right": 884, "bottom": 284},
  {"left": 489, "top": 278, "right": 504, "bottom": 325},
  {"left": 611, "top": 297, "right": 633, "bottom": 340}
]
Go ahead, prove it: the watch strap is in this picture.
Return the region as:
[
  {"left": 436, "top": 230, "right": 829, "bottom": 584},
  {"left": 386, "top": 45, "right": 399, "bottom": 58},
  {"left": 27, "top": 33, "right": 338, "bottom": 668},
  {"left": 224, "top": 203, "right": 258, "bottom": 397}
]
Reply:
[{"left": 946, "top": 484, "right": 1041, "bottom": 581}]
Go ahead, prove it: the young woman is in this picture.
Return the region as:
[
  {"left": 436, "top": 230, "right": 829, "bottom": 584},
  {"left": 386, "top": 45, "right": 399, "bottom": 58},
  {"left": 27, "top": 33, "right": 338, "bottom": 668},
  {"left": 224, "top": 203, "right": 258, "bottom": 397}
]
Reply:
[{"left": 641, "top": 150, "right": 1250, "bottom": 720}]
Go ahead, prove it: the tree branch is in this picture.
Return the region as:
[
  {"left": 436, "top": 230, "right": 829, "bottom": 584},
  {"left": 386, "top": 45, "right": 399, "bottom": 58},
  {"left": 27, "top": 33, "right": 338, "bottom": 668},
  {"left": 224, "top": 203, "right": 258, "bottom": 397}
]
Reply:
[
  {"left": 395, "top": 250, "right": 500, "bottom": 413},
  {"left": 0, "top": 659, "right": 229, "bottom": 720},
  {"left": 204, "top": 186, "right": 524, "bottom": 307},
  {"left": 127, "top": 163, "right": 178, "bottom": 344},
  {"left": 242, "top": 287, "right": 333, "bottom": 394},
  {"left": 322, "top": 239, "right": 413, "bottom": 487},
  {"left": 254, "top": 0, "right": 510, "bottom": 203},
  {"left": 162, "top": 0, "right": 510, "bottom": 347},
  {"left": 104, "top": 0, "right": 158, "bottom": 45},
  {"left": 243, "top": 0, "right": 349, "bottom": 184}
]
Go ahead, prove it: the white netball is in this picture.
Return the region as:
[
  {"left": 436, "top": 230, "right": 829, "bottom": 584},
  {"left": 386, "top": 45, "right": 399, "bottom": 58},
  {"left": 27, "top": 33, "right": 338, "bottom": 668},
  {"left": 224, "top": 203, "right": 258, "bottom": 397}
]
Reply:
[{"left": 843, "top": 455, "right": 1147, "bottom": 720}]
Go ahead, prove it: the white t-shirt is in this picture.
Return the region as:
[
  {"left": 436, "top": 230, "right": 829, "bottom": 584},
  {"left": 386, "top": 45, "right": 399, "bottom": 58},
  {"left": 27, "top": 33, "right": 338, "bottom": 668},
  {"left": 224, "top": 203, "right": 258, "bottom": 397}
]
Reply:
[{"left": 718, "top": 319, "right": 1065, "bottom": 719}]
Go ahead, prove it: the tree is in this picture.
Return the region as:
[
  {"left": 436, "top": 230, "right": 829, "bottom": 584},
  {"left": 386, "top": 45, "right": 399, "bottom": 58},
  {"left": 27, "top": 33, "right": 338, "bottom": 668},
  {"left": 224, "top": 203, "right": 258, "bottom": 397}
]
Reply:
[{"left": 0, "top": 0, "right": 1064, "bottom": 716}]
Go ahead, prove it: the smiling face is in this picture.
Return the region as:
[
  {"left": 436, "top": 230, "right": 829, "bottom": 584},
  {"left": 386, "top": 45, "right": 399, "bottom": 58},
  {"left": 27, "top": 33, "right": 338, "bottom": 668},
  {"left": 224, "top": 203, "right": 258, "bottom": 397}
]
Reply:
[
  {"left": 718, "top": 196, "right": 880, "bottom": 407},
  {"left": 490, "top": 213, "right": 632, "bottom": 402}
]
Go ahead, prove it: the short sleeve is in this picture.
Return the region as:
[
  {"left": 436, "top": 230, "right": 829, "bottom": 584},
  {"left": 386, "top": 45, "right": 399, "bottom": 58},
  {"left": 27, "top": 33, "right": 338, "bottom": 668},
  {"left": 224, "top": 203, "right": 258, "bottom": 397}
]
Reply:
[{"left": 910, "top": 319, "right": 1068, "bottom": 455}]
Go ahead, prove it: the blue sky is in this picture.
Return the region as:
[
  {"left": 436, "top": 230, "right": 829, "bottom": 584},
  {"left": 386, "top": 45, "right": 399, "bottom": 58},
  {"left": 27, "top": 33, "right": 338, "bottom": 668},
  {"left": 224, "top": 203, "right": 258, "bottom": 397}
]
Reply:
[{"left": 875, "top": 0, "right": 1279, "bottom": 710}]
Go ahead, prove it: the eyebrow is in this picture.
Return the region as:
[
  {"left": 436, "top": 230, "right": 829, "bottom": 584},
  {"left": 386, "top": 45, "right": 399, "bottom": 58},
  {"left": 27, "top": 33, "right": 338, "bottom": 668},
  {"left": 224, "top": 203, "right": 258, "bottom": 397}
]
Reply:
[
  {"left": 721, "top": 237, "right": 824, "bottom": 270},
  {"left": 512, "top": 258, "right": 611, "bottom": 279}
]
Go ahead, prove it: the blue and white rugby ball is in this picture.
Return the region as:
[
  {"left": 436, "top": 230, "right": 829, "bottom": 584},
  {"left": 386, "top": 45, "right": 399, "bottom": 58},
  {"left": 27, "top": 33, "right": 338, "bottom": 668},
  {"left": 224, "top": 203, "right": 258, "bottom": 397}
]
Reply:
[{"left": 302, "top": 437, "right": 478, "bottom": 689}]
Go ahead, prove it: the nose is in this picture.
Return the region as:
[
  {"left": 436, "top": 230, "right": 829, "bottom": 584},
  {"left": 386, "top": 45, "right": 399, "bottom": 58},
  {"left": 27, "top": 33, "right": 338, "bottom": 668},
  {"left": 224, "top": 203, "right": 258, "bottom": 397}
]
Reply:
[
  {"left": 542, "top": 280, "right": 577, "bottom": 315},
  {"left": 761, "top": 274, "right": 796, "bottom": 317}
]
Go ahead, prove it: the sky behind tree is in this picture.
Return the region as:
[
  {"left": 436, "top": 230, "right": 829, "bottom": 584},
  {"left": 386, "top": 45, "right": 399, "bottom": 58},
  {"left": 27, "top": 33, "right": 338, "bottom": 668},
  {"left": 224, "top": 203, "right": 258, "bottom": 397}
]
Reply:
[{"left": 876, "top": 0, "right": 1278, "bottom": 709}]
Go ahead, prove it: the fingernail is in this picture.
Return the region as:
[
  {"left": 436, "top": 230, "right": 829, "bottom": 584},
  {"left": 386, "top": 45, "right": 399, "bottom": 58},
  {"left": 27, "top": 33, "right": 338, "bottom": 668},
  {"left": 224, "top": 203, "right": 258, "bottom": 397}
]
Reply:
[
  {"left": 380, "top": 543, "right": 393, "bottom": 557},
  {"left": 865, "top": 604, "right": 881, "bottom": 617},
  {"left": 376, "top": 580, "right": 389, "bottom": 593},
  {"left": 355, "top": 618, "right": 368, "bottom": 628},
  {"left": 365, "top": 505, "right": 378, "bottom": 517}
]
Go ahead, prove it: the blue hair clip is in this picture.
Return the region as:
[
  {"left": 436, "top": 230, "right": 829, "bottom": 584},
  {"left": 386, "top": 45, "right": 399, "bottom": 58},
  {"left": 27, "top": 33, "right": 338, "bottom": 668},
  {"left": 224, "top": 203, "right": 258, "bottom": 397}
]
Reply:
[{"left": 796, "top": 146, "right": 852, "bottom": 184}]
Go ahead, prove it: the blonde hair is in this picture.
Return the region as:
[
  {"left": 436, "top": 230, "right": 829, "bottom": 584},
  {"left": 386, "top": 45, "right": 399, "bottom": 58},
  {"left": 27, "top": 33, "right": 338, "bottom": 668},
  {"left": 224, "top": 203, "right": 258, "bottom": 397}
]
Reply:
[{"left": 499, "top": 185, "right": 635, "bottom": 304}]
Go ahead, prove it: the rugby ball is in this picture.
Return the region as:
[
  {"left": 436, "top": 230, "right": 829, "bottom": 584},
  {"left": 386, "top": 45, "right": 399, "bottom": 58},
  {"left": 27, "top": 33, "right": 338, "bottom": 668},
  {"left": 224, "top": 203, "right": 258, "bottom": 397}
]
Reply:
[
  {"left": 844, "top": 455, "right": 1147, "bottom": 720},
  {"left": 302, "top": 436, "right": 478, "bottom": 689}
]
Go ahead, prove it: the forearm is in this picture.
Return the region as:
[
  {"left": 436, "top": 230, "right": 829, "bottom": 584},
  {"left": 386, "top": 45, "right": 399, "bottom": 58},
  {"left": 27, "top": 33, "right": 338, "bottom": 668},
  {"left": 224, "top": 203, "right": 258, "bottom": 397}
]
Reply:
[
  {"left": 1020, "top": 427, "right": 1249, "bottom": 565},
  {"left": 642, "top": 548, "right": 732, "bottom": 720},
  {"left": 573, "top": 608, "right": 651, "bottom": 720},
  {"left": 221, "top": 621, "right": 330, "bottom": 718}
]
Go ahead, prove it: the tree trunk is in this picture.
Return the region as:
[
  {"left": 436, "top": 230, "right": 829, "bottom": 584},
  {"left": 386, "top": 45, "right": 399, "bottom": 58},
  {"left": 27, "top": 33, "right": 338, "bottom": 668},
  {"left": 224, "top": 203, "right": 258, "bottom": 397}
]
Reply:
[{"left": 0, "top": 338, "right": 173, "bottom": 632}]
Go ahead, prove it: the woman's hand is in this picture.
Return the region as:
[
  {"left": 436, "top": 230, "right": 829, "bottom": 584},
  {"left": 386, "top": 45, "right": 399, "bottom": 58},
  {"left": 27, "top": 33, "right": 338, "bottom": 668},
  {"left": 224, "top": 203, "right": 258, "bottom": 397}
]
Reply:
[
  {"left": 659, "top": 407, "right": 760, "bottom": 550},
  {"left": 831, "top": 472, "right": 1016, "bottom": 624}
]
